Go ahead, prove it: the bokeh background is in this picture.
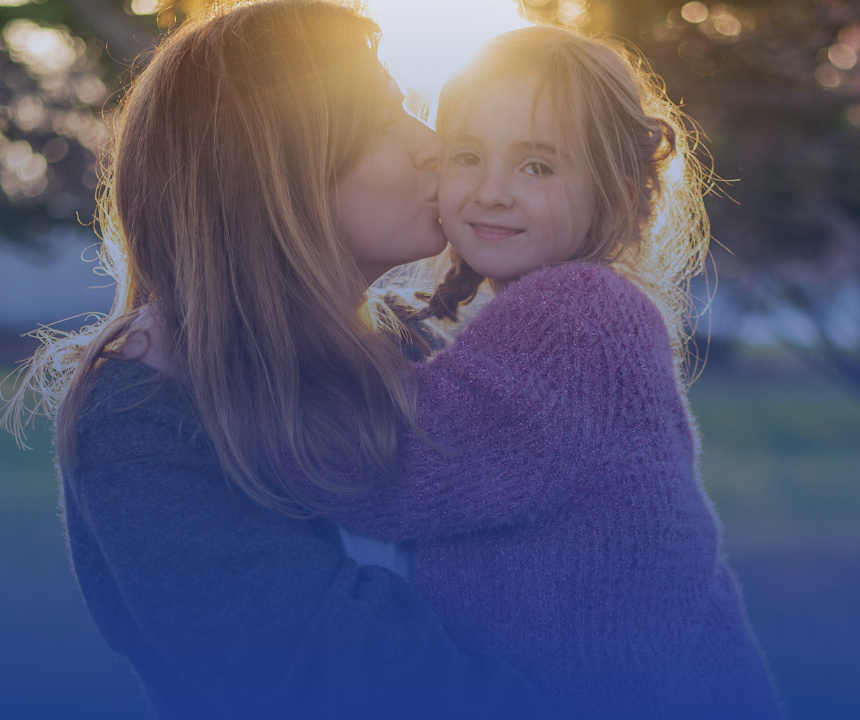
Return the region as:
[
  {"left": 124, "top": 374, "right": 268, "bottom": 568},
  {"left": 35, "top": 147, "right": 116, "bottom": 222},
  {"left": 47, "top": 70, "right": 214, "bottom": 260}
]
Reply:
[{"left": 0, "top": 1, "right": 858, "bottom": 718}]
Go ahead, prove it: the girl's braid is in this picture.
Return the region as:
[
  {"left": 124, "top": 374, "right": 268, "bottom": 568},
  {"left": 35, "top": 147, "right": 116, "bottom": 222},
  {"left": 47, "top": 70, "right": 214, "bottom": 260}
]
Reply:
[{"left": 412, "top": 252, "right": 485, "bottom": 322}]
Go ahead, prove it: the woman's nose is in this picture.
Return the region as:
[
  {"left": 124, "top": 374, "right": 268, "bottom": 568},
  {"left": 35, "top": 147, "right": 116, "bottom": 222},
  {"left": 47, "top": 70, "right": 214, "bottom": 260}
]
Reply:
[{"left": 410, "top": 119, "right": 443, "bottom": 171}]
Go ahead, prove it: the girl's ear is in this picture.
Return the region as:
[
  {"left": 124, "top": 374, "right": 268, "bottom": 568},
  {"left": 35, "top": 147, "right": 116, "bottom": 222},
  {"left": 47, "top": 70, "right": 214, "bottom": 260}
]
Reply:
[
  {"left": 624, "top": 175, "right": 651, "bottom": 221},
  {"left": 624, "top": 176, "right": 638, "bottom": 206}
]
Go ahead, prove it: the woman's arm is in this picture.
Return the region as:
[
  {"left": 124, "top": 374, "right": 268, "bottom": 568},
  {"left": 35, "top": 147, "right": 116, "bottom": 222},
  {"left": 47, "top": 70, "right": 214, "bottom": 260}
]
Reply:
[
  {"left": 295, "top": 263, "right": 677, "bottom": 541},
  {"left": 65, "top": 361, "right": 562, "bottom": 720}
]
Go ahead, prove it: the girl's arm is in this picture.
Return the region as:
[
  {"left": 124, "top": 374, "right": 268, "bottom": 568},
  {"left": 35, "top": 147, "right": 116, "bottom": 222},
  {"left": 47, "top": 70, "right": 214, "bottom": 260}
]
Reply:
[{"left": 293, "top": 263, "right": 677, "bottom": 541}]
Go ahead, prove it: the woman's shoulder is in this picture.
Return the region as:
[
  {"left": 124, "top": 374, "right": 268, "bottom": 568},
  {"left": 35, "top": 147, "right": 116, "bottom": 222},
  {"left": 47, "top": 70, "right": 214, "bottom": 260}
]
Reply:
[
  {"left": 80, "top": 357, "right": 185, "bottom": 423},
  {"left": 73, "top": 358, "right": 206, "bottom": 469}
]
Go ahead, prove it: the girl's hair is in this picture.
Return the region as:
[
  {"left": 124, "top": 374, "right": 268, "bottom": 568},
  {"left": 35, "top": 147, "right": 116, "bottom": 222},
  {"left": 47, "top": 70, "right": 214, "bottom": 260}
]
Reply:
[
  {"left": 3, "top": 0, "right": 422, "bottom": 516},
  {"left": 419, "top": 25, "right": 711, "bottom": 364}
]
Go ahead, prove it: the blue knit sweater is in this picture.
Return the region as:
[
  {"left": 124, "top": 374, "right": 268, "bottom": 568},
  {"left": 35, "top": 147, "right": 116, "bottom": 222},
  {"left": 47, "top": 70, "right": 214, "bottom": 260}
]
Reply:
[{"left": 59, "top": 359, "right": 563, "bottom": 720}]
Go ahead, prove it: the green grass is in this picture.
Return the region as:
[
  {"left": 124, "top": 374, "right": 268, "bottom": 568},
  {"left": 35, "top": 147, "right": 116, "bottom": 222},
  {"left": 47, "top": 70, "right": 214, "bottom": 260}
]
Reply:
[
  {"left": 689, "top": 363, "right": 860, "bottom": 538},
  {"left": 688, "top": 359, "right": 860, "bottom": 719},
  {"left": 0, "top": 368, "right": 149, "bottom": 719}
]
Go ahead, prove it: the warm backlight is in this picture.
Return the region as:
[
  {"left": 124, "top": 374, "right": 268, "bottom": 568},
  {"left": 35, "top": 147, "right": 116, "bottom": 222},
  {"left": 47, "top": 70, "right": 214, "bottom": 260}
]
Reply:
[{"left": 367, "top": 0, "right": 530, "bottom": 96}]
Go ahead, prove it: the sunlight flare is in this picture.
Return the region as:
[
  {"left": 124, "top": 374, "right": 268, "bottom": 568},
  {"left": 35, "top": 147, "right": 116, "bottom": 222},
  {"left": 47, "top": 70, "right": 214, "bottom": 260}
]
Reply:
[{"left": 367, "top": 0, "right": 531, "bottom": 96}]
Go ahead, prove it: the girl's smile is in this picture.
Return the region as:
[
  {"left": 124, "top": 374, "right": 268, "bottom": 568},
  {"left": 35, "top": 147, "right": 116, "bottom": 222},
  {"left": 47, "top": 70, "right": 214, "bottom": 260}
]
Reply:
[{"left": 469, "top": 222, "right": 526, "bottom": 241}]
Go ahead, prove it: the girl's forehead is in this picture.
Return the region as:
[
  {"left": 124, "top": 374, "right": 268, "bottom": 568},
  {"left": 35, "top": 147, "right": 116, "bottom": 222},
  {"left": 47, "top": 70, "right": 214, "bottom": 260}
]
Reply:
[
  {"left": 449, "top": 72, "right": 591, "bottom": 159},
  {"left": 452, "top": 77, "right": 564, "bottom": 146},
  {"left": 470, "top": 74, "right": 545, "bottom": 111}
]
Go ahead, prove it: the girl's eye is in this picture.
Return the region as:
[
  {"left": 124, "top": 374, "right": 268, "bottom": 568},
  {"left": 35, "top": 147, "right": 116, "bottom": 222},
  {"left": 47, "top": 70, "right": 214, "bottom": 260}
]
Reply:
[
  {"left": 524, "top": 161, "right": 554, "bottom": 177},
  {"left": 452, "top": 151, "right": 480, "bottom": 167}
]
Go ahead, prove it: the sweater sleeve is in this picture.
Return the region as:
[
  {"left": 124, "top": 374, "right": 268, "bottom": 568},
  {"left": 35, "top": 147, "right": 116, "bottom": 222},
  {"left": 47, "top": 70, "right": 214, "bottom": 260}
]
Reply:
[
  {"left": 64, "top": 362, "right": 563, "bottom": 720},
  {"left": 295, "top": 263, "right": 677, "bottom": 541}
]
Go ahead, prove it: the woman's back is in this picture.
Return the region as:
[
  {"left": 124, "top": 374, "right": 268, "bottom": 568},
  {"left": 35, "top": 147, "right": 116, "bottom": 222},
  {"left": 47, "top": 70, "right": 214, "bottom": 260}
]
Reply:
[{"left": 62, "top": 359, "right": 562, "bottom": 719}]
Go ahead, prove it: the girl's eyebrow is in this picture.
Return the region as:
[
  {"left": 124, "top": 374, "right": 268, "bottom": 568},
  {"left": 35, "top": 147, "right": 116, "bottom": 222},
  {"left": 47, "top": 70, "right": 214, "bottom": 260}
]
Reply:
[
  {"left": 449, "top": 133, "right": 484, "bottom": 146},
  {"left": 514, "top": 140, "right": 562, "bottom": 157},
  {"left": 449, "top": 134, "right": 565, "bottom": 159}
]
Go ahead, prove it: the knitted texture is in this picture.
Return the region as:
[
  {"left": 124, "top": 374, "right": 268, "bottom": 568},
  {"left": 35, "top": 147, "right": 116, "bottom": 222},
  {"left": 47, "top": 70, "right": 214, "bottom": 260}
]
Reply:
[
  {"left": 285, "top": 263, "right": 782, "bottom": 718},
  {"left": 60, "top": 361, "right": 566, "bottom": 720}
]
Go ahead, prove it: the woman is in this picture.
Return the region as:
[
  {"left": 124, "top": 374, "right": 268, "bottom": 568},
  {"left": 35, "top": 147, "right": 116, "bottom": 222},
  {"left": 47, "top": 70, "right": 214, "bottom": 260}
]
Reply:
[{"left": 5, "top": 2, "right": 561, "bottom": 718}]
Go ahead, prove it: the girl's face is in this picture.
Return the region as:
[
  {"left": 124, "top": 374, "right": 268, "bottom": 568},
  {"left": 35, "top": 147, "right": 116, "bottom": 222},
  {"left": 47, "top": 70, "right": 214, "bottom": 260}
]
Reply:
[
  {"left": 439, "top": 76, "right": 594, "bottom": 282},
  {"left": 336, "top": 76, "right": 447, "bottom": 286}
]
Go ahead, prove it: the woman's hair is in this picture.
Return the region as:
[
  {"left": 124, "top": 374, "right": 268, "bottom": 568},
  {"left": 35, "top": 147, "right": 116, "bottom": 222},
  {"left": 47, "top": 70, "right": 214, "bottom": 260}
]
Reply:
[
  {"left": 4, "top": 0, "right": 422, "bottom": 515},
  {"left": 419, "top": 25, "right": 711, "bottom": 365}
]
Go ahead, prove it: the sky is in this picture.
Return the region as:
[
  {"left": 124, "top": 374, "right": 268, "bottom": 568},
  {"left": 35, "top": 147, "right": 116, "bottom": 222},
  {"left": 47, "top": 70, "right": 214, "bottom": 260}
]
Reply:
[{"left": 366, "top": 0, "right": 531, "bottom": 94}]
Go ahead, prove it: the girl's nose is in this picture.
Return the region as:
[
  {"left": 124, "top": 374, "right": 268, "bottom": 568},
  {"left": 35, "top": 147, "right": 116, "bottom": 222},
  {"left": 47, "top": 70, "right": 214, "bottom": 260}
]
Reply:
[{"left": 475, "top": 171, "right": 514, "bottom": 209}]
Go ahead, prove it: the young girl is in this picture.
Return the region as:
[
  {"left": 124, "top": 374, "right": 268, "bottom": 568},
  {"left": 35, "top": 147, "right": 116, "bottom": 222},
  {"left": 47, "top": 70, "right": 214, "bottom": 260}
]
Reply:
[{"left": 288, "top": 26, "right": 782, "bottom": 718}]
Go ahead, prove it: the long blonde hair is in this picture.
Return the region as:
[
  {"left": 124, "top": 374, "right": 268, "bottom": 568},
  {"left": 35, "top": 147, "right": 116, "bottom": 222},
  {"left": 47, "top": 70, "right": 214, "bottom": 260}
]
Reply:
[
  {"left": 4, "top": 0, "right": 421, "bottom": 516},
  {"left": 420, "top": 25, "right": 711, "bottom": 369}
]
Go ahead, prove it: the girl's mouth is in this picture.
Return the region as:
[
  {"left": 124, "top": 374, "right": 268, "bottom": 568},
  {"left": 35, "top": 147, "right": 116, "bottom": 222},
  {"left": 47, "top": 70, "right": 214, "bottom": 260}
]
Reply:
[{"left": 469, "top": 223, "right": 525, "bottom": 241}]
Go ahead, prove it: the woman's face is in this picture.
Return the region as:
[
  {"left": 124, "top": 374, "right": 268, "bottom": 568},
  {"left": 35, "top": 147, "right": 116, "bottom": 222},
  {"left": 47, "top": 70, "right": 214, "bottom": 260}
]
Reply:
[{"left": 335, "top": 77, "right": 447, "bottom": 285}]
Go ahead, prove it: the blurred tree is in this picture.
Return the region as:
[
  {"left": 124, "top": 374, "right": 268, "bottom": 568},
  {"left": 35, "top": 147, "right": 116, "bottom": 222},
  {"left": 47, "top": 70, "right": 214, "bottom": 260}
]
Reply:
[
  {"left": 1, "top": 0, "right": 858, "bottom": 383},
  {"left": 516, "top": 0, "right": 860, "bottom": 386},
  {"left": 0, "top": 0, "right": 202, "bottom": 248}
]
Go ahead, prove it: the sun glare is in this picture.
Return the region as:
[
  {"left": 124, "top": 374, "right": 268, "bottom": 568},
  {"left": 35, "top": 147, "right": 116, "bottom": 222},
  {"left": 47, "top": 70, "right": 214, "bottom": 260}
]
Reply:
[{"left": 367, "top": 0, "right": 531, "bottom": 97}]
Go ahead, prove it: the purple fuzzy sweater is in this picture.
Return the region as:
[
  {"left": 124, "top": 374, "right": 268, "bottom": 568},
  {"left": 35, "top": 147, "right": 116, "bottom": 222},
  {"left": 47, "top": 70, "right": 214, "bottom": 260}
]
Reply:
[{"left": 286, "top": 263, "right": 781, "bottom": 718}]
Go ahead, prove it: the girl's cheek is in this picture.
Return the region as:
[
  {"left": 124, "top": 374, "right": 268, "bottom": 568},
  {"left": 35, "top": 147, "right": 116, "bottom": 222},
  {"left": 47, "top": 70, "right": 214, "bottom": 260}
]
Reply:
[{"left": 440, "top": 174, "right": 471, "bottom": 208}]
